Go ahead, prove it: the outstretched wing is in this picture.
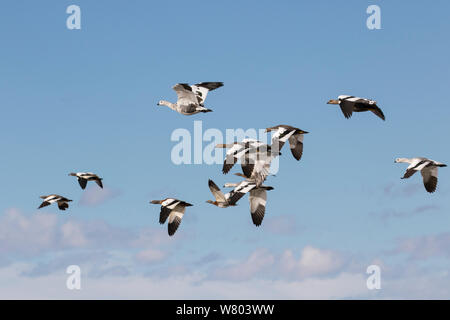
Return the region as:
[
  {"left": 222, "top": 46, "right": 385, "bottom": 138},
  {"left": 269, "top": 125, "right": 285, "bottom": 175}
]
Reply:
[
  {"left": 190, "top": 82, "right": 223, "bottom": 105},
  {"left": 227, "top": 181, "right": 256, "bottom": 205},
  {"left": 159, "top": 207, "right": 171, "bottom": 224},
  {"left": 421, "top": 166, "right": 438, "bottom": 193},
  {"left": 369, "top": 105, "right": 386, "bottom": 121},
  {"left": 402, "top": 159, "right": 427, "bottom": 179},
  {"left": 270, "top": 127, "right": 296, "bottom": 152},
  {"left": 208, "top": 179, "right": 227, "bottom": 203},
  {"left": 339, "top": 100, "right": 354, "bottom": 119},
  {"left": 222, "top": 143, "right": 246, "bottom": 174},
  {"left": 57, "top": 201, "right": 69, "bottom": 211},
  {"left": 95, "top": 179, "right": 103, "bottom": 189},
  {"left": 249, "top": 188, "right": 267, "bottom": 226},
  {"left": 159, "top": 199, "right": 180, "bottom": 224},
  {"left": 167, "top": 205, "right": 186, "bottom": 236},
  {"left": 38, "top": 201, "right": 51, "bottom": 209},
  {"left": 288, "top": 133, "right": 304, "bottom": 161},
  {"left": 402, "top": 168, "right": 418, "bottom": 179},
  {"left": 172, "top": 83, "right": 198, "bottom": 104},
  {"left": 78, "top": 178, "right": 87, "bottom": 190}
]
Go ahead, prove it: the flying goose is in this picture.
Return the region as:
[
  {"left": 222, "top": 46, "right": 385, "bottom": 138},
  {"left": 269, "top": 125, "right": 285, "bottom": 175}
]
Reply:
[
  {"left": 240, "top": 144, "right": 281, "bottom": 187},
  {"left": 150, "top": 198, "right": 193, "bottom": 236},
  {"left": 216, "top": 139, "right": 280, "bottom": 186},
  {"left": 38, "top": 195, "right": 72, "bottom": 211},
  {"left": 395, "top": 157, "right": 447, "bottom": 193},
  {"left": 206, "top": 179, "right": 249, "bottom": 208},
  {"left": 265, "top": 125, "right": 309, "bottom": 161},
  {"left": 327, "top": 95, "right": 385, "bottom": 120},
  {"left": 224, "top": 173, "right": 274, "bottom": 226},
  {"left": 157, "top": 82, "right": 223, "bottom": 115},
  {"left": 216, "top": 139, "right": 267, "bottom": 174},
  {"left": 69, "top": 172, "right": 103, "bottom": 190}
]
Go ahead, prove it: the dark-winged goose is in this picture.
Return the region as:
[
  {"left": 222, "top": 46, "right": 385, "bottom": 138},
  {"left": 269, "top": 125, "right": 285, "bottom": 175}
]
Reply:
[
  {"left": 265, "top": 124, "right": 309, "bottom": 161},
  {"left": 150, "top": 198, "right": 193, "bottom": 236},
  {"left": 224, "top": 173, "right": 274, "bottom": 226},
  {"left": 69, "top": 172, "right": 103, "bottom": 189},
  {"left": 395, "top": 157, "right": 447, "bottom": 193},
  {"left": 38, "top": 195, "right": 73, "bottom": 211},
  {"left": 327, "top": 95, "right": 385, "bottom": 120},
  {"left": 157, "top": 82, "right": 223, "bottom": 115}
]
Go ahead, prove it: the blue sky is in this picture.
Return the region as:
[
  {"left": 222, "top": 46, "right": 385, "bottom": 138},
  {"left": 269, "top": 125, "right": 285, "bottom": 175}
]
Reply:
[{"left": 0, "top": 0, "right": 450, "bottom": 299}]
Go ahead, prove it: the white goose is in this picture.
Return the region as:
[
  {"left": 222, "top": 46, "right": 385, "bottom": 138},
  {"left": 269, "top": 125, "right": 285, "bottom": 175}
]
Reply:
[
  {"left": 395, "top": 157, "right": 447, "bottom": 193},
  {"left": 150, "top": 198, "right": 193, "bottom": 236},
  {"left": 216, "top": 139, "right": 267, "bottom": 174},
  {"left": 265, "top": 125, "right": 309, "bottom": 161},
  {"left": 206, "top": 176, "right": 264, "bottom": 209},
  {"left": 216, "top": 139, "right": 280, "bottom": 186},
  {"left": 38, "top": 195, "right": 72, "bottom": 211},
  {"left": 157, "top": 82, "right": 223, "bottom": 115},
  {"left": 327, "top": 95, "right": 385, "bottom": 120},
  {"left": 223, "top": 173, "right": 274, "bottom": 226},
  {"left": 69, "top": 172, "right": 103, "bottom": 190}
]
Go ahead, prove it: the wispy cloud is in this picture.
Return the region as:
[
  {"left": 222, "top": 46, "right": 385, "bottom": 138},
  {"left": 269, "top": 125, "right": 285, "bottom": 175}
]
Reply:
[
  {"left": 135, "top": 249, "right": 167, "bottom": 264},
  {"left": 79, "top": 186, "right": 121, "bottom": 207},
  {"left": 382, "top": 182, "right": 423, "bottom": 199},
  {"left": 265, "top": 214, "right": 301, "bottom": 235},
  {"left": 0, "top": 209, "right": 171, "bottom": 263},
  {"left": 212, "top": 246, "right": 346, "bottom": 282},
  {"left": 371, "top": 205, "right": 441, "bottom": 223},
  {"left": 392, "top": 232, "right": 450, "bottom": 260}
]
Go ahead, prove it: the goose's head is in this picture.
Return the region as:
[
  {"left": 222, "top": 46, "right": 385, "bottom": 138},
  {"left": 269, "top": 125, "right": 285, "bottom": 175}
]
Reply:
[
  {"left": 206, "top": 200, "right": 218, "bottom": 206},
  {"left": 223, "top": 183, "right": 237, "bottom": 188},
  {"left": 68, "top": 173, "right": 77, "bottom": 177},
  {"left": 395, "top": 158, "right": 409, "bottom": 164},
  {"left": 327, "top": 99, "right": 340, "bottom": 105},
  {"left": 157, "top": 100, "right": 172, "bottom": 107}
]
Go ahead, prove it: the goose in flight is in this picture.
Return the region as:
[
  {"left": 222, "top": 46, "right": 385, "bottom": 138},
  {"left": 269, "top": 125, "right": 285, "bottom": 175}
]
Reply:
[
  {"left": 216, "top": 139, "right": 280, "bottom": 186},
  {"left": 150, "top": 198, "right": 193, "bottom": 236},
  {"left": 38, "top": 195, "right": 72, "bottom": 211},
  {"left": 327, "top": 95, "right": 385, "bottom": 121},
  {"left": 224, "top": 173, "right": 274, "bottom": 226},
  {"left": 240, "top": 149, "right": 279, "bottom": 187},
  {"left": 157, "top": 82, "right": 223, "bottom": 115},
  {"left": 69, "top": 172, "right": 103, "bottom": 190},
  {"left": 265, "top": 125, "right": 309, "bottom": 161},
  {"left": 206, "top": 179, "right": 248, "bottom": 208},
  {"left": 216, "top": 139, "right": 268, "bottom": 174},
  {"left": 395, "top": 157, "right": 447, "bottom": 193}
]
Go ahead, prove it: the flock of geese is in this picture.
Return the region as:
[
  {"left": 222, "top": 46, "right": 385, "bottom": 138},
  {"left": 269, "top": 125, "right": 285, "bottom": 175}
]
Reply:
[{"left": 38, "top": 82, "right": 447, "bottom": 237}]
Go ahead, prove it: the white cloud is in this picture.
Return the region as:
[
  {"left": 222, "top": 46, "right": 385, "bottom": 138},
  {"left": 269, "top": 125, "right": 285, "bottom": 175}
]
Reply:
[
  {"left": 79, "top": 186, "right": 121, "bottom": 207},
  {"left": 0, "top": 263, "right": 368, "bottom": 299},
  {"left": 213, "top": 249, "right": 275, "bottom": 281},
  {"left": 279, "top": 246, "right": 344, "bottom": 279},
  {"left": 135, "top": 249, "right": 167, "bottom": 264},
  {"left": 393, "top": 232, "right": 450, "bottom": 260},
  {"left": 264, "top": 214, "right": 300, "bottom": 235}
]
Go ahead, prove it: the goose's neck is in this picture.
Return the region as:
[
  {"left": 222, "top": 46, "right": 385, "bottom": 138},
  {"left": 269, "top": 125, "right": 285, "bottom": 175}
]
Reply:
[
  {"left": 397, "top": 158, "right": 412, "bottom": 164},
  {"left": 224, "top": 183, "right": 238, "bottom": 188},
  {"left": 159, "top": 100, "right": 177, "bottom": 111}
]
